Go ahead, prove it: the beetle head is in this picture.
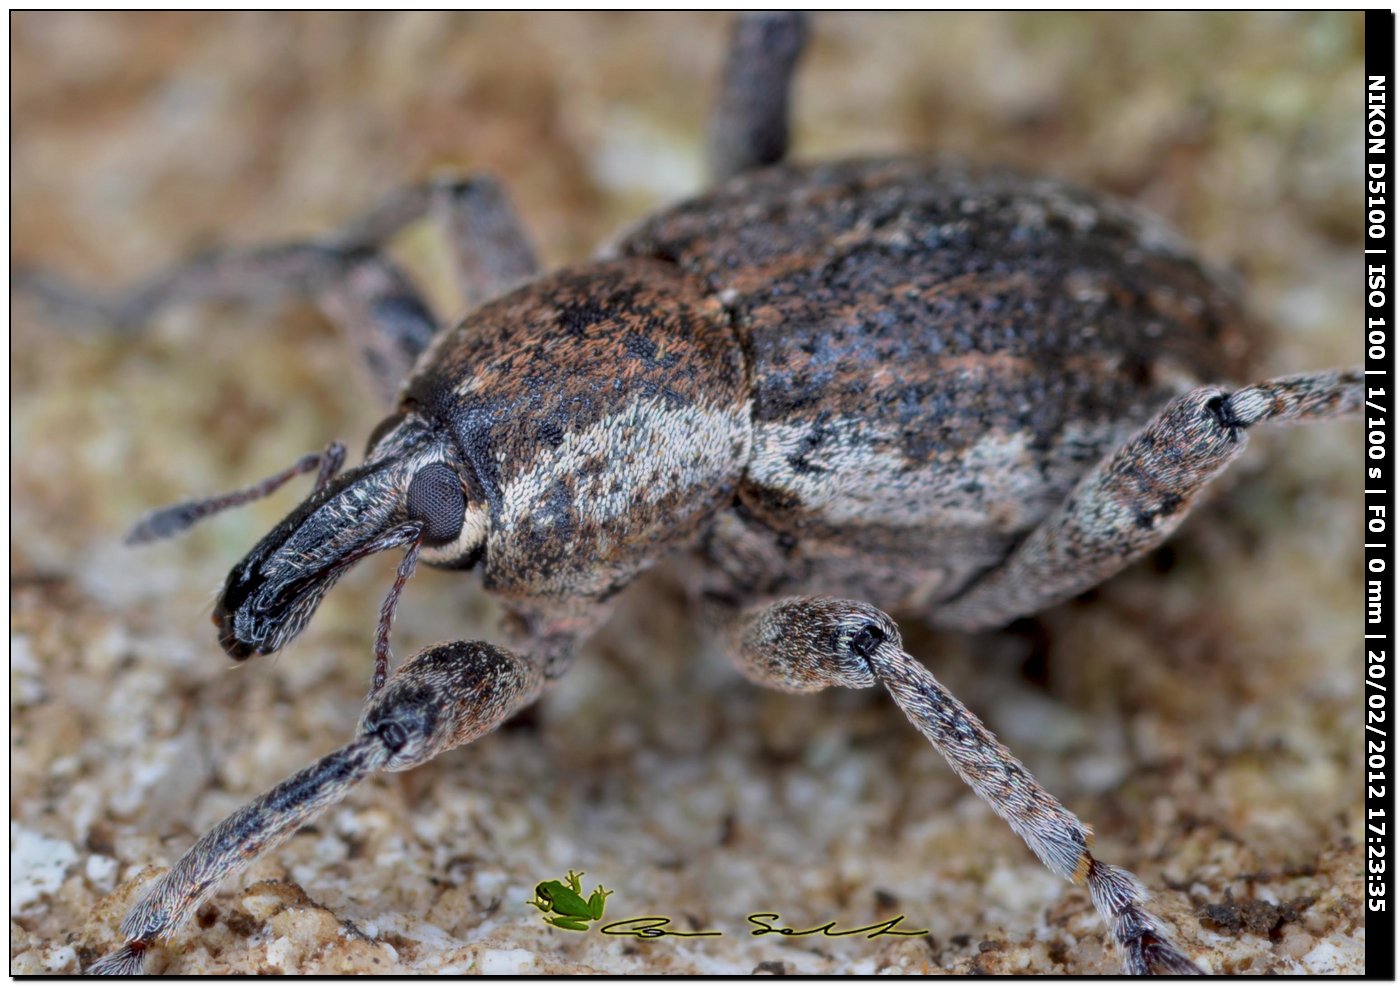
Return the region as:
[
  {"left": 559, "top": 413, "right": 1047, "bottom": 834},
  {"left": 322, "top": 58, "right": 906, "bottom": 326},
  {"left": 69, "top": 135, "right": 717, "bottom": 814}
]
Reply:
[{"left": 211, "top": 416, "right": 488, "bottom": 660}]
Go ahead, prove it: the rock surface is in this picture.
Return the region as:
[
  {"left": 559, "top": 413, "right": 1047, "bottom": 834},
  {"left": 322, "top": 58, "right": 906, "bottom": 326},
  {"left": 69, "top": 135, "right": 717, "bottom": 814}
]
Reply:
[{"left": 12, "top": 12, "right": 1364, "bottom": 975}]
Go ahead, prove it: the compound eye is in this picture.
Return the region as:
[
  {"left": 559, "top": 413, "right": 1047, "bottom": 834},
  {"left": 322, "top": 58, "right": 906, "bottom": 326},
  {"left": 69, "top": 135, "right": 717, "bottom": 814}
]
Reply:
[{"left": 405, "top": 463, "right": 465, "bottom": 547}]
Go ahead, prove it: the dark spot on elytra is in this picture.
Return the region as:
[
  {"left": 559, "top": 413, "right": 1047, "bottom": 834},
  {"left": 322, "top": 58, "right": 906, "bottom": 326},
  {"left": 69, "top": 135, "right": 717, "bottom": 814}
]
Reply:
[
  {"left": 536, "top": 417, "right": 565, "bottom": 449},
  {"left": 578, "top": 454, "right": 607, "bottom": 479},
  {"left": 542, "top": 479, "right": 576, "bottom": 542},
  {"left": 556, "top": 300, "right": 613, "bottom": 336},
  {"left": 785, "top": 415, "right": 834, "bottom": 475},
  {"left": 624, "top": 331, "right": 658, "bottom": 361}
]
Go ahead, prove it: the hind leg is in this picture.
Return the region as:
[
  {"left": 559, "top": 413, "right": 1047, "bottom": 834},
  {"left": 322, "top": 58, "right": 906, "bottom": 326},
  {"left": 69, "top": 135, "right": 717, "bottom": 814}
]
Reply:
[
  {"left": 936, "top": 368, "right": 1362, "bottom": 631},
  {"left": 721, "top": 595, "right": 1200, "bottom": 975}
]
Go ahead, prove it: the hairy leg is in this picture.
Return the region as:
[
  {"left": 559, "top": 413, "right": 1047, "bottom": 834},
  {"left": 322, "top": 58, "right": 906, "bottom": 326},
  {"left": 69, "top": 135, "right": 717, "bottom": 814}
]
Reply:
[
  {"left": 725, "top": 595, "right": 1201, "bottom": 975},
  {"left": 706, "top": 11, "right": 808, "bottom": 183},
  {"left": 14, "top": 176, "right": 537, "bottom": 401},
  {"left": 431, "top": 176, "right": 539, "bottom": 308},
  {"left": 936, "top": 368, "right": 1362, "bottom": 631},
  {"left": 87, "top": 639, "right": 542, "bottom": 976},
  {"left": 332, "top": 174, "right": 538, "bottom": 309}
]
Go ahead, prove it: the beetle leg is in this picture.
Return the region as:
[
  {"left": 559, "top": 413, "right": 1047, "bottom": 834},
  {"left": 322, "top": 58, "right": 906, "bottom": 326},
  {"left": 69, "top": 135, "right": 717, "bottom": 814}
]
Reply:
[
  {"left": 87, "top": 639, "right": 542, "bottom": 976},
  {"left": 428, "top": 175, "right": 539, "bottom": 308},
  {"left": 370, "top": 530, "right": 424, "bottom": 698},
  {"left": 330, "top": 173, "right": 538, "bottom": 308},
  {"left": 14, "top": 239, "right": 435, "bottom": 402},
  {"left": 324, "top": 173, "right": 536, "bottom": 300},
  {"left": 13, "top": 175, "right": 537, "bottom": 400},
  {"left": 936, "top": 367, "right": 1363, "bottom": 631},
  {"left": 706, "top": 12, "right": 808, "bottom": 183},
  {"left": 721, "top": 595, "right": 1200, "bottom": 975}
]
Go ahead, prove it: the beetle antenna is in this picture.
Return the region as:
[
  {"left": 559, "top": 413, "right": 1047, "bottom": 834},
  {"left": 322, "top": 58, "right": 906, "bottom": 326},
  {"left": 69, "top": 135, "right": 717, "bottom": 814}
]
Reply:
[
  {"left": 370, "top": 524, "right": 424, "bottom": 698},
  {"left": 124, "top": 441, "right": 347, "bottom": 544}
]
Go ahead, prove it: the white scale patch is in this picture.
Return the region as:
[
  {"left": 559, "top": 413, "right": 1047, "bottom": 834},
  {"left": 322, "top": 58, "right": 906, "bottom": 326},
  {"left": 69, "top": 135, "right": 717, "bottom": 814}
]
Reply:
[
  {"left": 420, "top": 503, "right": 490, "bottom": 565},
  {"left": 491, "top": 398, "right": 752, "bottom": 543},
  {"left": 749, "top": 415, "right": 1122, "bottom": 534}
]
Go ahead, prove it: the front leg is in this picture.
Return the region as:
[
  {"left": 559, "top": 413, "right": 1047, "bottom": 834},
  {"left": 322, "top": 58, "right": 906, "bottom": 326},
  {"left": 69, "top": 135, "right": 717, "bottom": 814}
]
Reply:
[
  {"left": 725, "top": 595, "right": 1200, "bottom": 975},
  {"left": 937, "top": 368, "right": 1362, "bottom": 631},
  {"left": 16, "top": 240, "right": 436, "bottom": 404},
  {"left": 14, "top": 175, "right": 538, "bottom": 402},
  {"left": 87, "top": 639, "right": 543, "bottom": 976}
]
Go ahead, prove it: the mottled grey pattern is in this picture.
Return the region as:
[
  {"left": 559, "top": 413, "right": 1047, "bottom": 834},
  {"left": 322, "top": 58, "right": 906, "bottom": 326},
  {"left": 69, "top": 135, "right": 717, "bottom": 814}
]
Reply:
[{"left": 620, "top": 155, "right": 1258, "bottom": 612}]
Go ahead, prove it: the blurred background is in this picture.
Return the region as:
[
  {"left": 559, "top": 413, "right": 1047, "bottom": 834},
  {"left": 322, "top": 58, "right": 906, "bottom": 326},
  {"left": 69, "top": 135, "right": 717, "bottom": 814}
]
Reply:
[{"left": 12, "top": 12, "right": 1364, "bottom": 974}]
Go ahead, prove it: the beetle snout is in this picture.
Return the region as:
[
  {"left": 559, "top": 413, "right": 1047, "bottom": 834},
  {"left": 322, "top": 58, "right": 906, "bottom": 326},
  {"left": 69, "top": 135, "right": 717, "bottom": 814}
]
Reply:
[
  {"left": 210, "top": 458, "right": 410, "bottom": 661},
  {"left": 212, "top": 539, "right": 342, "bottom": 661},
  {"left": 211, "top": 600, "right": 253, "bottom": 660}
]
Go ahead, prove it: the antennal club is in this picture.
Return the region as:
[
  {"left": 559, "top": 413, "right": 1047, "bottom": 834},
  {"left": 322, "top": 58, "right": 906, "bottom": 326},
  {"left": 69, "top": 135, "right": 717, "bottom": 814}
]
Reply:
[{"left": 124, "top": 441, "right": 347, "bottom": 545}]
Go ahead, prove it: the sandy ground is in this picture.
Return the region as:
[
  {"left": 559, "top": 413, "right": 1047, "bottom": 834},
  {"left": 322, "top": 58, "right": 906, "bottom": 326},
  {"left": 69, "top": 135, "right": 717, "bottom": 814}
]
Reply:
[{"left": 11, "top": 12, "right": 1366, "bottom": 975}]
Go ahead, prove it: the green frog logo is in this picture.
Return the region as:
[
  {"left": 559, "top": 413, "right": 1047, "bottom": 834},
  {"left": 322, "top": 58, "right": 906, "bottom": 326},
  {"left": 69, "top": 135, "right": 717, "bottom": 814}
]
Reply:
[{"left": 526, "top": 870, "right": 614, "bottom": 931}]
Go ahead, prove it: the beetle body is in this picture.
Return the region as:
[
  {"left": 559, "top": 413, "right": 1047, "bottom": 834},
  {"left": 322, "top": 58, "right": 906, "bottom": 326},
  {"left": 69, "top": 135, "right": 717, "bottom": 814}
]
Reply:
[{"left": 350, "top": 156, "right": 1256, "bottom": 668}]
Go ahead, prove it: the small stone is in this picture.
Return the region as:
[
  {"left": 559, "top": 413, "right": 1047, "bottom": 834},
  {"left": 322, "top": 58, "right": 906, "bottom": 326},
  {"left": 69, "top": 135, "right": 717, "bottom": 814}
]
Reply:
[
  {"left": 10, "top": 823, "right": 78, "bottom": 910},
  {"left": 479, "top": 948, "right": 535, "bottom": 974},
  {"left": 85, "top": 854, "right": 119, "bottom": 893}
]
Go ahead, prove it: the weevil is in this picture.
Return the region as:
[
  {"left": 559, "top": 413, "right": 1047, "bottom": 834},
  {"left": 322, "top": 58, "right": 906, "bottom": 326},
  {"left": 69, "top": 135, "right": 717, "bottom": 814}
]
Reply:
[
  {"left": 527, "top": 871, "right": 614, "bottom": 932},
  {"left": 21, "top": 13, "right": 1360, "bottom": 976}
]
